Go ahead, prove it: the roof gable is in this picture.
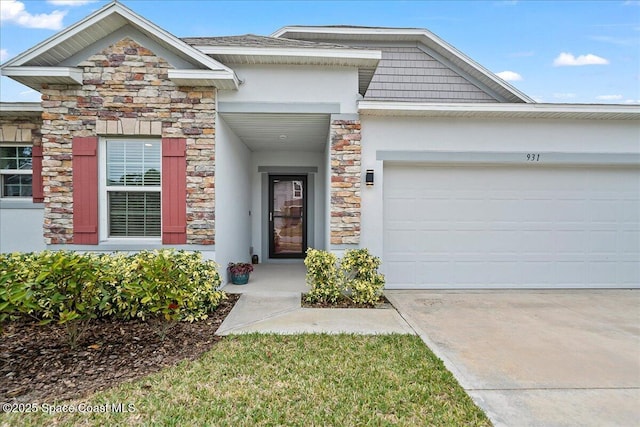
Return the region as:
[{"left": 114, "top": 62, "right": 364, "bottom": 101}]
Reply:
[
  {"left": 1, "top": 1, "right": 238, "bottom": 90},
  {"left": 364, "top": 45, "right": 499, "bottom": 103},
  {"left": 183, "top": 34, "right": 381, "bottom": 96},
  {"left": 272, "top": 26, "right": 533, "bottom": 103}
]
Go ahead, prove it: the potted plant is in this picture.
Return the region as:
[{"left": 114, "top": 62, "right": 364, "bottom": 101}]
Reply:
[{"left": 227, "top": 262, "right": 254, "bottom": 285}]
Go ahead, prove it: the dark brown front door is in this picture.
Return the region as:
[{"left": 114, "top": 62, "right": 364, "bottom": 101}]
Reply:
[{"left": 269, "top": 175, "right": 307, "bottom": 258}]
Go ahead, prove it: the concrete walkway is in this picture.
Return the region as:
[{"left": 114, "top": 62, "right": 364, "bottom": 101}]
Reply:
[
  {"left": 216, "top": 291, "right": 414, "bottom": 335},
  {"left": 217, "top": 264, "right": 414, "bottom": 335},
  {"left": 387, "top": 290, "right": 640, "bottom": 427}
]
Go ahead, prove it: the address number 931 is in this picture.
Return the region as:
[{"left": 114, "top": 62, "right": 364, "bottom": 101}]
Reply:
[{"left": 526, "top": 153, "right": 541, "bottom": 162}]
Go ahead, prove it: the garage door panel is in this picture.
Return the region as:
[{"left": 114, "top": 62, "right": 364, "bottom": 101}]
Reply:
[
  {"left": 386, "top": 198, "right": 416, "bottom": 221},
  {"left": 386, "top": 230, "right": 419, "bottom": 250},
  {"left": 588, "top": 231, "right": 620, "bottom": 252},
  {"left": 520, "top": 230, "right": 557, "bottom": 252},
  {"left": 386, "top": 261, "right": 416, "bottom": 285},
  {"left": 588, "top": 262, "right": 622, "bottom": 284},
  {"left": 555, "top": 231, "right": 588, "bottom": 252},
  {"left": 619, "top": 232, "right": 640, "bottom": 253},
  {"left": 415, "top": 199, "right": 454, "bottom": 220},
  {"left": 383, "top": 165, "right": 640, "bottom": 288},
  {"left": 417, "top": 262, "right": 451, "bottom": 284},
  {"left": 555, "top": 262, "right": 588, "bottom": 284},
  {"left": 619, "top": 262, "right": 640, "bottom": 284}
]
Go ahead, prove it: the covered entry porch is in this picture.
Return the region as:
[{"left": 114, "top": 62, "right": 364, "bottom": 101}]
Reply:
[{"left": 215, "top": 104, "right": 355, "bottom": 280}]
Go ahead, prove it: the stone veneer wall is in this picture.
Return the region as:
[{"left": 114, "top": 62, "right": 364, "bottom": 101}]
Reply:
[
  {"left": 39, "top": 38, "right": 215, "bottom": 245},
  {"left": 330, "top": 119, "right": 361, "bottom": 244},
  {"left": 0, "top": 117, "right": 42, "bottom": 147}
]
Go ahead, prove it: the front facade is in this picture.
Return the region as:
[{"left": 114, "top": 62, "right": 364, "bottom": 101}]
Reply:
[{"left": 1, "top": 2, "right": 638, "bottom": 288}]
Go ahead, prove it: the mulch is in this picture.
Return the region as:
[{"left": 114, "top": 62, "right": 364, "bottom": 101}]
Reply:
[
  {"left": 0, "top": 293, "right": 239, "bottom": 404},
  {"left": 302, "top": 294, "right": 392, "bottom": 309}
]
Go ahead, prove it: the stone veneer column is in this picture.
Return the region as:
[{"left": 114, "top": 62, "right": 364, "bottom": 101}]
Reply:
[
  {"left": 330, "top": 119, "right": 361, "bottom": 245},
  {"left": 39, "top": 37, "right": 215, "bottom": 245}
]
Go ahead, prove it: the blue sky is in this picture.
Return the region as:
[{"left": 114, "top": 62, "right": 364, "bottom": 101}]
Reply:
[{"left": 1, "top": 0, "right": 639, "bottom": 104}]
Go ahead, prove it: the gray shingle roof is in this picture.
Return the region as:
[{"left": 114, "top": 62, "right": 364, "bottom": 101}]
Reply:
[{"left": 181, "top": 34, "right": 362, "bottom": 50}]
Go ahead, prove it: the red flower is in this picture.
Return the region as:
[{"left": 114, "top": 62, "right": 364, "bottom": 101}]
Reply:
[{"left": 168, "top": 302, "right": 179, "bottom": 310}]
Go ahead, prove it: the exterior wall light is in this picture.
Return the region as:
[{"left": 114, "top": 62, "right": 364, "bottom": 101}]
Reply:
[{"left": 365, "top": 169, "right": 374, "bottom": 186}]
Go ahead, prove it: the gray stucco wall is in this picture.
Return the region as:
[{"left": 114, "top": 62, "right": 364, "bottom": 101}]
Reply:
[{"left": 0, "top": 204, "right": 46, "bottom": 253}]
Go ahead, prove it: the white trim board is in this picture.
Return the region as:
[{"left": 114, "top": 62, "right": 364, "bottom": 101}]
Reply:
[{"left": 376, "top": 151, "right": 640, "bottom": 166}]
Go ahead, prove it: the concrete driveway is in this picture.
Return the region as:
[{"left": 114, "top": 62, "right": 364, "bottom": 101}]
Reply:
[{"left": 386, "top": 290, "right": 640, "bottom": 427}]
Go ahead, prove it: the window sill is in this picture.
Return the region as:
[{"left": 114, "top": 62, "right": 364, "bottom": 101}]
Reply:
[{"left": 47, "top": 242, "right": 216, "bottom": 252}]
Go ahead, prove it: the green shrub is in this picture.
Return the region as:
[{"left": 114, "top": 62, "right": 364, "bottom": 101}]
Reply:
[
  {"left": 6, "top": 251, "right": 107, "bottom": 348},
  {"left": 304, "top": 248, "right": 343, "bottom": 304},
  {"left": 0, "top": 249, "right": 225, "bottom": 344},
  {"left": 304, "top": 248, "right": 386, "bottom": 306},
  {"left": 0, "top": 253, "right": 39, "bottom": 331},
  {"left": 114, "top": 250, "right": 225, "bottom": 325},
  {"left": 341, "top": 249, "right": 385, "bottom": 305}
]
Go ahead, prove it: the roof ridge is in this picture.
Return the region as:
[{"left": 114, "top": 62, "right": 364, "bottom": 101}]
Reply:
[{"left": 181, "top": 34, "right": 365, "bottom": 50}]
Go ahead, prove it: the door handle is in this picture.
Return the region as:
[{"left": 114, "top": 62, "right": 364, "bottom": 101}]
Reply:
[{"left": 269, "top": 212, "right": 273, "bottom": 222}]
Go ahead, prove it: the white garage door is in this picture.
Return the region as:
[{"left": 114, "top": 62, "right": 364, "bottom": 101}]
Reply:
[{"left": 383, "top": 164, "right": 640, "bottom": 288}]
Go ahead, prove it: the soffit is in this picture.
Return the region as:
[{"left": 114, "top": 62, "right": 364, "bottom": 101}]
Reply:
[{"left": 220, "top": 113, "right": 330, "bottom": 152}]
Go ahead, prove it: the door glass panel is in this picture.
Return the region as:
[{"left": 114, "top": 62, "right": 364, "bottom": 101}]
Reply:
[{"left": 273, "top": 179, "right": 304, "bottom": 255}]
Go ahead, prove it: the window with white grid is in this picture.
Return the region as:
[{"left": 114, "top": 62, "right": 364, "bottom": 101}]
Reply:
[
  {"left": 102, "top": 139, "right": 161, "bottom": 238},
  {"left": 0, "top": 145, "right": 32, "bottom": 198}
]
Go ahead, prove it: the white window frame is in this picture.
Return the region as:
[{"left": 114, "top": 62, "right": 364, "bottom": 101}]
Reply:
[
  {"left": 99, "top": 137, "right": 162, "bottom": 242},
  {"left": 0, "top": 143, "right": 33, "bottom": 199}
]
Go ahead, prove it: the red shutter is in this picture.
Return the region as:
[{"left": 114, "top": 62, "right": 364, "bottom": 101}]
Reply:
[
  {"left": 31, "top": 146, "right": 44, "bottom": 203},
  {"left": 162, "top": 138, "right": 187, "bottom": 244},
  {"left": 72, "top": 137, "right": 99, "bottom": 244}
]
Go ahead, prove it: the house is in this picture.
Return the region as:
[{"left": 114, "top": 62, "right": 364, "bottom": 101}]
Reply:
[{"left": 1, "top": 1, "right": 638, "bottom": 289}]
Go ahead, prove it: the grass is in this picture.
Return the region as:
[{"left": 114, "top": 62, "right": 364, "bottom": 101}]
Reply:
[{"left": 1, "top": 334, "right": 491, "bottom": 426}]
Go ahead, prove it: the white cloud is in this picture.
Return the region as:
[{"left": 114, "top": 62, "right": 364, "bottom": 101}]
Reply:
[
  {"left": 553, "top": 52, "right": 609, "bottom": 66},
  {"left": 0, "top": 49, "right": 8, "bottom": 63},
  {"left": 595, "top": 94, "right": 623, "bottom": 101},
  {"left": 496, "top": 71, "right": 523, "bottom": 81},
  {"left": 624, "top": 99, "right": 640, "bottom": 104},
  {"left": 0, "top": 0, "right": 66, "bottom": 30},
  {"left": 553, "top": 93, "right": 577, "bottom": 99},
  {"left": 46, "top": 0, "right": 96, "bottom": 6}
]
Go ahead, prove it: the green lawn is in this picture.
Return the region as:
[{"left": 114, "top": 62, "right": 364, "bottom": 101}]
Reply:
[{"left": 1, "top": 334, "right": 491, "bottom": 426}]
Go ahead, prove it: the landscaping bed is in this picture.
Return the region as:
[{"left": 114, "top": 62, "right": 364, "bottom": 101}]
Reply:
[
  {"left": 301, "top": 294, "right": 392, "bottom": 309},
  {"left": 0, "top": 293, "right": 239, "bottom": 404}
]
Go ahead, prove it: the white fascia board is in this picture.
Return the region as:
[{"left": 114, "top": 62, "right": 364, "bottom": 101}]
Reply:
[
  {"left": 168, "top": 69, "right": 240, "bottom": 88},
  {"left": 0, "top": 3, "right": 119, "bottom": 68},
  {"left": 1, "top": 66, "right": 83, "bottom": 84},
  {"left": 0, "top": 102, "right": 43, "bottom": 115},
  {"left": 358, "top": 101, "right": 640, "bottom": 119},
  {"left": 110, "top": 4, "right": 237, "bottom": 75},
  {"left": 0, "top": 2, "right": 236, "bottom": 83},
  {"left": 197, "top": 46, "right": 381, "bottom": 64}
]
